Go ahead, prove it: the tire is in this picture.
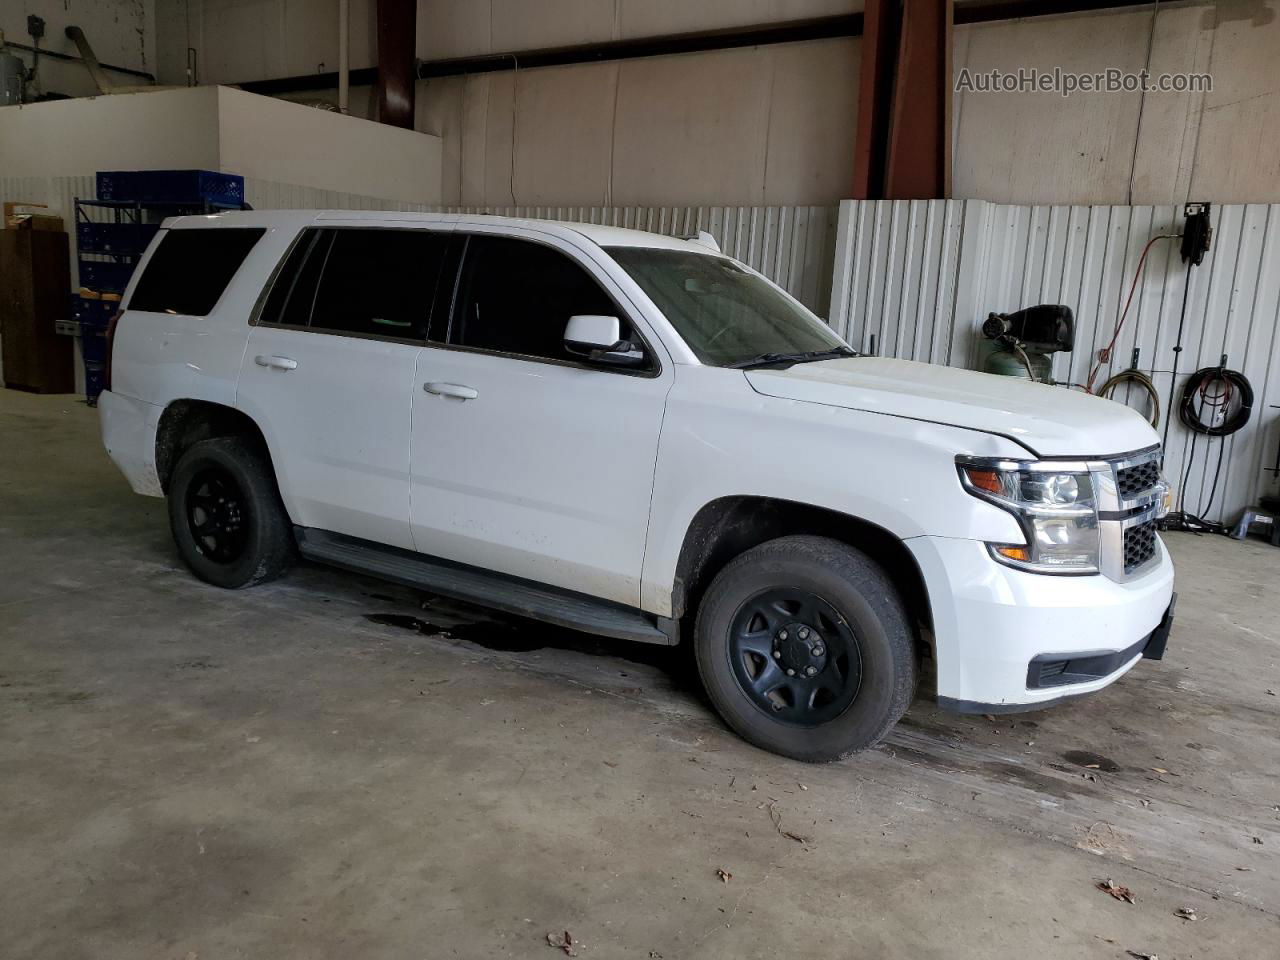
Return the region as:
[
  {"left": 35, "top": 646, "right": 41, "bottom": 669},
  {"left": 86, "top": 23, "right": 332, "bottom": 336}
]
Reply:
[
  {"left": 167, "top": 436, "right": 294, "bottom": 589},
  {"left": 694, "top": 535, "right": 916, "bottom": 762}
]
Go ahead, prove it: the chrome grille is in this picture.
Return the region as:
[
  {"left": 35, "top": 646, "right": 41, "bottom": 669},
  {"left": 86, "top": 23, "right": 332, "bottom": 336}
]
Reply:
[
  {"left": 1122, "top": 520, "right": 1158, "bottom": 574},
  {"left": 1117, "top": 459, "right": 1161, "bottom": 500},
  {"left": 1096, "top": 446, "right": 1164, "bottom": 582}
]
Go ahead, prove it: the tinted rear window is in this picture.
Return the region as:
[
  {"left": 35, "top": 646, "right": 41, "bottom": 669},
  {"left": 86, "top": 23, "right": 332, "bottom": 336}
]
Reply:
[
  {"left": 128, "top": 228, "right": 265, "bottom": 316},
  {"left": 258, "top": 227, "right": 450, "bottom": 340}
]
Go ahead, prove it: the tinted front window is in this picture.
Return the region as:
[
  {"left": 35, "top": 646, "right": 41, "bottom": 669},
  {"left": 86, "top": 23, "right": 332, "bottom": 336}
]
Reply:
[
  {"left": 605, "top": 247, "right": 845, "bottom": 367},
  {"left": 451, "top": 236, "right": 638, "bottom": 364},
  {"left": 129, "top": 228, "right": 265, "bottom": 316}
]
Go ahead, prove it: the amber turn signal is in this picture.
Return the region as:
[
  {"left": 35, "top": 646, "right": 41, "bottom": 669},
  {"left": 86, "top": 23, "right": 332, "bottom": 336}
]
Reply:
[
  {"left": 964, "top": 467, "right": 1004, "bottom": 495},
  {"left": 994, "top": 545, "right": 1031, "bottom": 562}
]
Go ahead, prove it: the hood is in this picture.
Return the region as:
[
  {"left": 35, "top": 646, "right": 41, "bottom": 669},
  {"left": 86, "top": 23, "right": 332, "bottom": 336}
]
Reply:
[{"left": 744, "top": 357, "right": 1158, "bottom": 457}]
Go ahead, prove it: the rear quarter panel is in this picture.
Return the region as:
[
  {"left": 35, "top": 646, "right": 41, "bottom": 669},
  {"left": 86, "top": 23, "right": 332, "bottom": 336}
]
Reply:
[{"left": 111, "top": 215, "right": 311, "bottom": 410}]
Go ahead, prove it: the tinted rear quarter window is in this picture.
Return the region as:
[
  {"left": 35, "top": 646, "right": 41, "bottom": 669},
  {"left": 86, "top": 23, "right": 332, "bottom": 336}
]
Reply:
[{"left": 128, "top": 228, "right": 265, "bottom": 316}]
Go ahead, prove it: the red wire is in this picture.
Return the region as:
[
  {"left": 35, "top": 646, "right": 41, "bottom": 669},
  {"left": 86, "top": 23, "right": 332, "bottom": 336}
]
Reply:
[{"left": 1086, "top": 234, "right": 1178, "bottom": 393}]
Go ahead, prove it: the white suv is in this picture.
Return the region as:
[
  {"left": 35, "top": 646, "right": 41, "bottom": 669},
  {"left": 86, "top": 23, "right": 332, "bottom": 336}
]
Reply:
[{"left": 100, "top": 211, "right": 1175, "bottom": 761}]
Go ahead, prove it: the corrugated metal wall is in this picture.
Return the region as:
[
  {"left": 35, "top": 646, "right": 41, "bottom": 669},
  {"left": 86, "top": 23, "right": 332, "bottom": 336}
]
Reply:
[{"left": 829, "top": 199, "right": 1280, "bottom": 523}]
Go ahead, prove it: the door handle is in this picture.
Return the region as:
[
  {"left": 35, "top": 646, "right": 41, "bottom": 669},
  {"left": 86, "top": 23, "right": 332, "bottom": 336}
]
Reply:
[
  {"left": 424, "top": 381, "right": 478, "bottom": 401},
  {"left": 254, "top": 355, "right": 298, "bottom": 371}
]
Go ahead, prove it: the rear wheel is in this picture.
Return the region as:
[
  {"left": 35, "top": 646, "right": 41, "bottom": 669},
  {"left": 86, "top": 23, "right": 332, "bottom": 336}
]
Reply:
[
  {"left": 167, "top": 436, "right": 294, "bottom": 588},
  {"left": 694, "top": 535, "right": 916, "bottom": 762}
]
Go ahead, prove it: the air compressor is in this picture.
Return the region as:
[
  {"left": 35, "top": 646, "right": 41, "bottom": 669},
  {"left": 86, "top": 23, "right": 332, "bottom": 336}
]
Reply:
[{"left": 981, "top": 304, "right": 1075, "bottom": 383}]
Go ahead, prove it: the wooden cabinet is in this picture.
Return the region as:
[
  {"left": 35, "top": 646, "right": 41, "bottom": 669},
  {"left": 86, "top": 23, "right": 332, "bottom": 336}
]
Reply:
[{"left": 0, "top": 228, "right": 74, "bottom": 394}]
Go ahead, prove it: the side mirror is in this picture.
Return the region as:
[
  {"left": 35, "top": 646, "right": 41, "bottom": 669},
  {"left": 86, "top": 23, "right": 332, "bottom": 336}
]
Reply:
[{"left": 564, "top": 315, "right": 646, "bottom": 367}]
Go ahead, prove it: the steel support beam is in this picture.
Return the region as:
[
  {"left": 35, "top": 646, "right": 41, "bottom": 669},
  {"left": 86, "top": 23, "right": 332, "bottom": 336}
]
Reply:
[
  {"left": 237, "top": 2, "right": 1163, "bottom": 98},
  {"left": 375, "top": 0, "right": 416, "bottom": 128},
  {"left": 854, "top": 0, "right": 953, "bottom": 200}
]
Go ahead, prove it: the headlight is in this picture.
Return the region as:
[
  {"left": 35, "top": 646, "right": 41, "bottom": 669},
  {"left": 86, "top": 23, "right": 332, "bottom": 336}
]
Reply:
[{"left": 958, "top": 459, "right": 1099, "bottom": 574}]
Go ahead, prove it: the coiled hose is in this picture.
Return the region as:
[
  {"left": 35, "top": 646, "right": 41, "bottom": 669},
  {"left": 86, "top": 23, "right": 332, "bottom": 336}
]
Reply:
[
  {"left": 1179, "top": 366, "right": 1253, "bottom": 436},
  {"left": 1096, "top": 369, "right": 1161, "bottom": 428}
]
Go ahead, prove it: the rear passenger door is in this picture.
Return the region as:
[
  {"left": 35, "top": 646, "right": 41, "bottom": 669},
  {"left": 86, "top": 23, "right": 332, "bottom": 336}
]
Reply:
[
  {"left": 237, "top": 224, "right": 452, "bottom": 550},
  {"left": 408, "top": 231, "right": 672, "bottom": 608}
]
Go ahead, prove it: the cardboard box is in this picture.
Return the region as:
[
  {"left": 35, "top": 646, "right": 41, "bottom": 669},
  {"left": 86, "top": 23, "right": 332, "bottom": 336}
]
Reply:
[{"left": 4, "top": 202, "right": 64, "bottom": 233}]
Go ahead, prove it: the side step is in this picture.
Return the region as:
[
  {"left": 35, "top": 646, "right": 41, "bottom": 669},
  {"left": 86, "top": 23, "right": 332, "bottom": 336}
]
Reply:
[{"left": 295, "top": 527, "right": 673, "bottom": 646}]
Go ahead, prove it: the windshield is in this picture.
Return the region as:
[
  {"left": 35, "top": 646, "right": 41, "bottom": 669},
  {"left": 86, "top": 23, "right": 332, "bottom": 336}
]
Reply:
[{"left": 605, "top": 247, "right": 851, "bottom": 367}]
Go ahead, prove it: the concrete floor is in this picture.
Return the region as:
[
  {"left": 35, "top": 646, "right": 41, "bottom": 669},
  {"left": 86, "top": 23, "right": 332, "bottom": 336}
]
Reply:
[{"left": 2, "top": 389, "right": 1278, "bottom": 960}]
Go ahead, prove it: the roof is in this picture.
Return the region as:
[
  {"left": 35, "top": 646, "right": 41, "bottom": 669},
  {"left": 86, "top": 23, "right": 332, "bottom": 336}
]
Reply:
[{"left": 162, "top": 209, "right": 722, "bottom": 254}]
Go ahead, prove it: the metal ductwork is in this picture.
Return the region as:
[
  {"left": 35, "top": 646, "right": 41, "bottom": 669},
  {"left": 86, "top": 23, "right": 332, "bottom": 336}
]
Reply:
[{"left": 63, "top": 25, "right": 173, "bottom": 94}]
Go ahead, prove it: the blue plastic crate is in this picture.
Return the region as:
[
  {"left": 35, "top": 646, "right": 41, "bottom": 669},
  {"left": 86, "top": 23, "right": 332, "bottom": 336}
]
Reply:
[
  {"left": 74, "top": 296, "right": 119, "bottom": 329},
  {"left": 80, "top": 325, "right": 109, "bottom": 361},
  {"left": 96, "top": 169, "right": 245, "bottom": 207},
  {"left": 83, "top": 360, "right": 107, "bottom": 405},
  {"left": 76, "top": 221, "right": 161, "bottom": 256},
  {"left": 80, "top": 324, "right": 109, "bottom": 404},
  {"left": 78, "top": 259, "right": 137, "bottom": 294}
]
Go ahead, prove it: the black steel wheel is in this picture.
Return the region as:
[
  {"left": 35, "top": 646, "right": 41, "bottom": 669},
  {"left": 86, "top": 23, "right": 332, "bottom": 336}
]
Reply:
[
  {"left": 729, "top": 588, "right": 863, "bottom": 727},
  {"left": 184, "top": 466, "right": 250, "bottom": 564},
  {"left": 168, "top": 436, "right": 294, "bottom": 589},
  {"left": 694, "top": 535, "right": 917, "bottom": 762}
]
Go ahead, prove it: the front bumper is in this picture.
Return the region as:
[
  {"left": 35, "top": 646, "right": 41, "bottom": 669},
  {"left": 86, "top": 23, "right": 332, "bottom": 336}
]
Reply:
[{"left": 907, "top": 534, "right": 1175, "bottom": 711}]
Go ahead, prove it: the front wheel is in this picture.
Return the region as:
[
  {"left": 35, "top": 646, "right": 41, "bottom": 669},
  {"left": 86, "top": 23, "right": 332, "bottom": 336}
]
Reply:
[
  {"left": 167, "top": 436, "right": 294, "bottom": 589},
  {"left": 694, "top": 535, "right": 917, "bottom": 762}
]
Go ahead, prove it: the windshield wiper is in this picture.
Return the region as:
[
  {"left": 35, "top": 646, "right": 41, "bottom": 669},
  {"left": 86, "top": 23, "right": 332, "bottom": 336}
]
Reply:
[{"left": 729, "top": 347, "right": 857, "bottom": 370}]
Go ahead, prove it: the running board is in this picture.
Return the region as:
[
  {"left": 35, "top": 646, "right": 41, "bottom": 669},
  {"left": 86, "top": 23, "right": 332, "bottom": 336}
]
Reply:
[{"left": 295, "top": 528, "right": 673, "bottom": 645}]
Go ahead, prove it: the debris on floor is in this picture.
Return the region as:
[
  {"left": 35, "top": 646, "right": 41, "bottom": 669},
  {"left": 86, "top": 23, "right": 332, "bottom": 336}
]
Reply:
[
  {"left": 1076, "top": 821, "right": 1133, "bottom": 859},
  {"left": 1174, "top": 906, "right": 1198, "bottom": 921},
  {"left": 716, "top": 868, "right": 732, "bottom": 883},
  {"left": 768, "top": 802, "right": 813, "bottom": 845},
  {"left": 1125, "top": 951, "right": 1158, "bottom": 960},
  {"left": 546, "top": 930, "right": 577, "bottom": 956},
  {"left": 1096, "top": 878, "right": 1136, "bottom": 903}
]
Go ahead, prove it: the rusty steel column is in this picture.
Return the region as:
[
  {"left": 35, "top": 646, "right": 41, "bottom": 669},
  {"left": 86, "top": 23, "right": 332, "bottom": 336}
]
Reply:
[
  {"left": 376, "top": 0, "right": 417, "bottom": 128},
  {"left": 851, "top": 0, "right": 899, "bottom": 200},
  {"left": 852, "top": 0, "right": 952, "bottom": 200}
]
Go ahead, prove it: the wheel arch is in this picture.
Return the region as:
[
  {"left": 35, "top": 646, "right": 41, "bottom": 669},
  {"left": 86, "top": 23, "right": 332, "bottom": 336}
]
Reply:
[
  {"left": 670, "top": 496, "right": 934, "bottom": 657},
  {"left": 155, "top": 399, "right": 275, "bottom": 495}
]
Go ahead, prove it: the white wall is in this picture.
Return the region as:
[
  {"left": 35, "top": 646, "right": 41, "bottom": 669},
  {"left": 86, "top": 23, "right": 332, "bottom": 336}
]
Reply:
[
  {"left": 0, "top": 87, "right": 441, "bottom": 205},
  {"left": 155, "top": 0, "right": 862, "bottom": 205},
  {"left": 0, "top": 87, "right": 222, "bottom": 176},
  {"left": 418, "top": 38, "right": 859, "bottom": 207},
  {"left": 216, "top": 87, "right": 441, "bottom": 204},
  {"left": 1, "top": 0, "right": 156, "bottom": 98},
  {"left": 953, "top": 0, "right": 1280, "bottom": 205},
  {"left": 151, "top": 0, "right": 1280, "bottom": 207}
]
